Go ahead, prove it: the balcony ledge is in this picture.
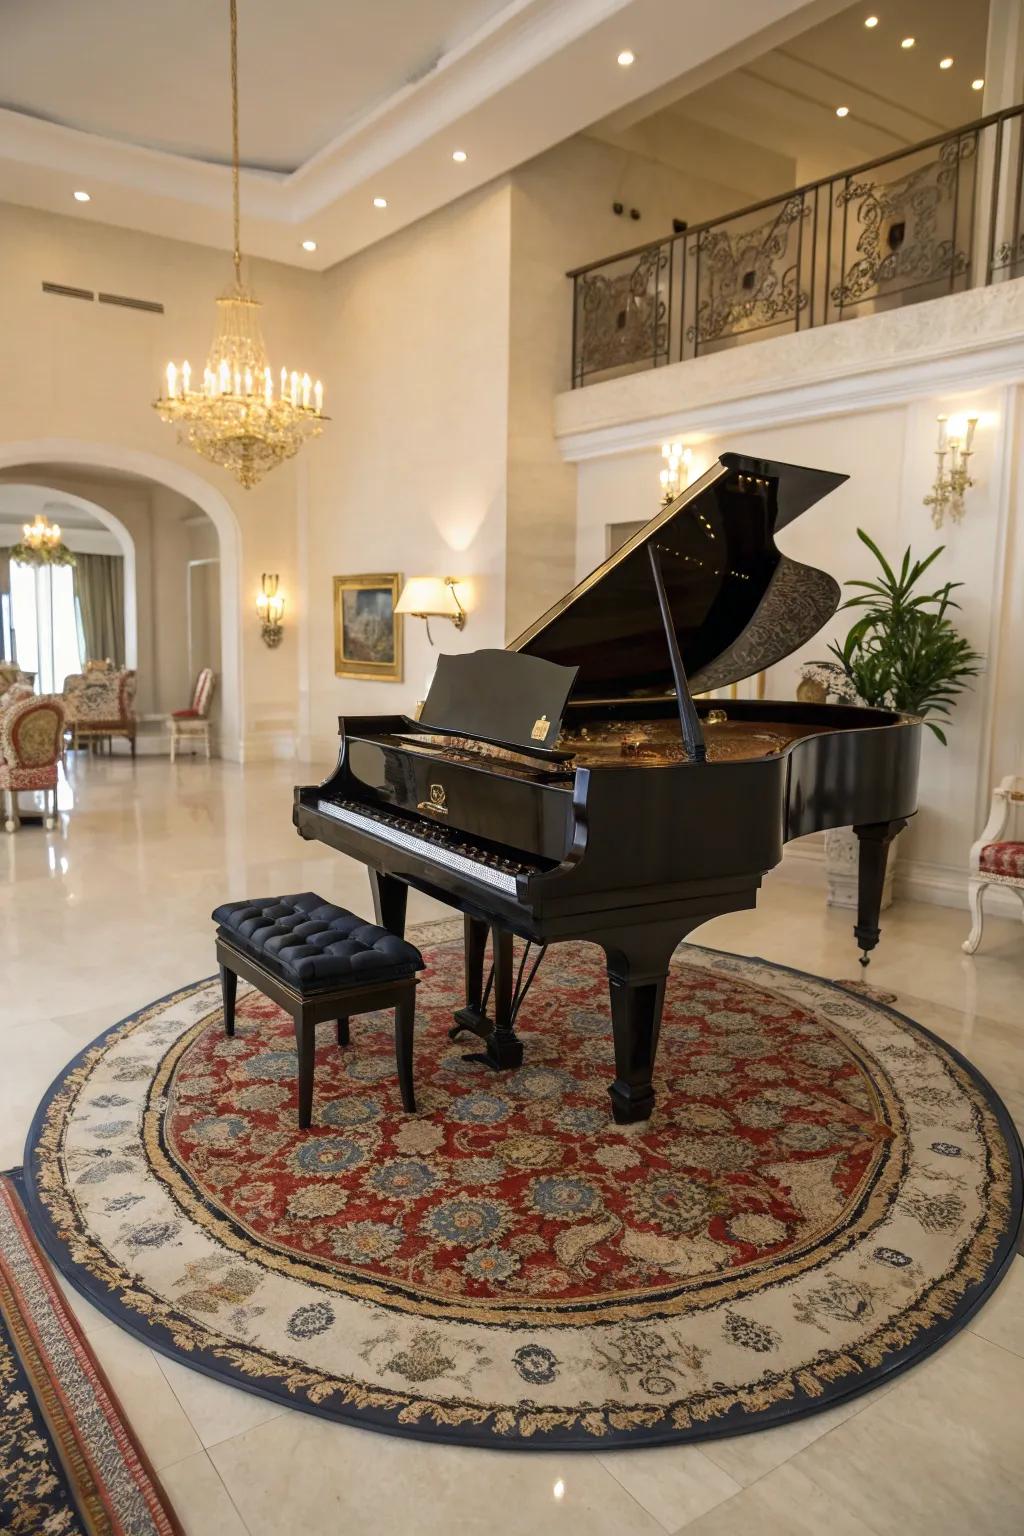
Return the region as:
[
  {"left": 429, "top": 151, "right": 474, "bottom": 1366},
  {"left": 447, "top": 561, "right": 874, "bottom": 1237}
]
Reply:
[{"left": 555, "top": 277, "right": 1024, "bottom": 461}]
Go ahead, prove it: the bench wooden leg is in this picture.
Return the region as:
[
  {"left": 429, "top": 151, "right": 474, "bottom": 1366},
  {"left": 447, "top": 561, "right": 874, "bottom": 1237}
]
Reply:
[
  {"left": 220, "top": 964, "right": 237, "bottom": 1036},
  {"left": 336, "top": 1016, "right": 350, "bottom": 1047},
  {"left": 395, "top": 991, "right": 416, "bottom": 1113},
  {"left": 295, "top": 1012, "right": 315, "bottom": 1129}
]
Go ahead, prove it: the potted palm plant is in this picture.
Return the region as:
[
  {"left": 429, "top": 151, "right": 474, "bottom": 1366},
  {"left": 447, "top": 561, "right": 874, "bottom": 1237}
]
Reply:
[{"left": 804, "top": 529, "right": 983, "bottom": 909}]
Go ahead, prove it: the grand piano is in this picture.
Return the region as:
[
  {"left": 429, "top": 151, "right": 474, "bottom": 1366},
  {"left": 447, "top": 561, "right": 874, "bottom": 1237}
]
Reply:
[{"left": 295, "top": 454, "right": 921, "bottom": 1123}]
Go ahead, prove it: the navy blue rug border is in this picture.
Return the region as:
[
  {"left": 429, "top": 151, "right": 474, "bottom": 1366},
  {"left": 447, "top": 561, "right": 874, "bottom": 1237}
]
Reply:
[{"left": 18, "top": 949, "right": 1024, "bottom": 1452}]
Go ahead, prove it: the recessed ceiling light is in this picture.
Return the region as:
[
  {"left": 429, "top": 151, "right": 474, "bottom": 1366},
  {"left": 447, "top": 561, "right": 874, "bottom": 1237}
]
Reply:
[
  {"left": 836, "top": 105, "right": 849, "bottom": 117},
  {"left": 972, "top": 77, "right": 985, "bottom": 90},
  {"left": 864, "top": 15, "right": 878, "bottom": 26},
  {"left": 372, "top": 196, "right": 388, "bottom": 208},
  {"left": 901, "top": 36, "right": 915, "bottom": 48},
  {"left": 452, "top": 149, "right": 467, "bottom": 162},
  {"left": 300, "top": 239, "right": 317, "bottom": 252},
  {"left": 939, "top": 56, "right": 954, "bottom": 69},
  {"left": 617, "top": 49, "right": 635, "bottom": 67},
  {"left": 73, "top": 190, "right": 91, "bottom": 202}
]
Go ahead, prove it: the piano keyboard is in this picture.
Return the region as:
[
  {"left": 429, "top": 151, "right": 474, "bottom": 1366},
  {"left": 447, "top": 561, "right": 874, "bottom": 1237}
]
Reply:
[{"left": 316, "top": 798, "right": 534, "bottom": 895}]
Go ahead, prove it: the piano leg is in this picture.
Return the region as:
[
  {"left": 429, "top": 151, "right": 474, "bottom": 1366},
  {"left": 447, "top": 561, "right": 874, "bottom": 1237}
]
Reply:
[
  {"left": 452, "top": 922, "right": 525, "bottom": 1069},
  {"left": 600, "top": 923, "right": 693, "bottom": 1124},
  {"left": 853, "top": 818, "right": 908, "bottom": 966},
  {"left": 369, "top": 870, "right": 408, "bottom": 937}
]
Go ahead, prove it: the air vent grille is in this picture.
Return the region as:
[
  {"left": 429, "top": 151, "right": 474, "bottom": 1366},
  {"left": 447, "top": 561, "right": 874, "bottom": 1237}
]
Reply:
[
  {"left": 41, "top": 282, "right": 94, "bottom": 301},
  {"left": 98, "top": 291, "right": 164, "bottom": 314}
]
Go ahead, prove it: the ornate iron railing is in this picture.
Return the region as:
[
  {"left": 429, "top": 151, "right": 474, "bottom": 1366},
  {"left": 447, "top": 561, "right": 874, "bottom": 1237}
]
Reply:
[{"left": 569, "top": 104, "right": 1024, "bottom": 388}]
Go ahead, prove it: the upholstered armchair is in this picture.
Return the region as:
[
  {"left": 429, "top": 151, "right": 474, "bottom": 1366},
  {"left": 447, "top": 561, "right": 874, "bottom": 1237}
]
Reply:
[
  {"left": 168, "top": 668, "right": 216, "bottom": 761},
  {"left": 63, "top": 668, "right": 137, "bottom": 756},
  {"left": 1, "top": 694, "right": 65, "bottom": 832},
  {"left": 963, "top": 775, "right": 1024, "bottom": 954}
]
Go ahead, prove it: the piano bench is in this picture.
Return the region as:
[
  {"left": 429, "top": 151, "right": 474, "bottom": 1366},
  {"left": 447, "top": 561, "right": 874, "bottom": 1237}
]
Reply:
[{"left": 211, "top": 893, "right": 425, "bottom": 1128}]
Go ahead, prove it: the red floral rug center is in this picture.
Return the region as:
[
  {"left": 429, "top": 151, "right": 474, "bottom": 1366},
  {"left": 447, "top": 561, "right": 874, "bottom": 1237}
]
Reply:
[{"left": 164, "top": 943, "right": 891, "bottom": 1306}]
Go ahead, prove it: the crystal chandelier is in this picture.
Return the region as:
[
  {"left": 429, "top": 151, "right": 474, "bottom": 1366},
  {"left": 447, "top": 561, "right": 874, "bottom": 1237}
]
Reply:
[
  {"left": 11, "top": 514, "right": 76, "bottom": 568},
  {"left": 154, "top": 0, "right": 325, "bottom": 490}
]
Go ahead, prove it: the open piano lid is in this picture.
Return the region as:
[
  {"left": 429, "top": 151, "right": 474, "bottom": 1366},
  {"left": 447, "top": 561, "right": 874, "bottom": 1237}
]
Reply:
[{"left": 509, "top": 453, "right": 848, "bottom": 699}]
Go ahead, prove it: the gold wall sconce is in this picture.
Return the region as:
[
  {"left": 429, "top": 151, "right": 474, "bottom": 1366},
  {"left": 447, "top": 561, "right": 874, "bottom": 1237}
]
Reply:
[
  {"left": 256, "top": 572, "right": 285, "bottom": 647},
  {"left": 395, "top": 576, "right": 466, "bottom": 645},
  {"left": 924, "top": 414, "right": 977, "bottom": 527},
  {"left": 660, "top": 441, "right": 691, "bottom": 505}
]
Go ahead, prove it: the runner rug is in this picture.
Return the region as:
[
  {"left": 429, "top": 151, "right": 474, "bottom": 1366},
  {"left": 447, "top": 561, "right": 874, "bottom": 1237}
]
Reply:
[
  {"left": 22, "top": 937, "right": 1022, "bottom": 1450},
  {"left": 0, "top": 1172, "right": 181, "bottom": 1535}
]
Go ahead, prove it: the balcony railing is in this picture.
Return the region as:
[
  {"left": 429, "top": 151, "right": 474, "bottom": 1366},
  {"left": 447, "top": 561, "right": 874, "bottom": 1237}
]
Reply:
[{"left": 568, "top": 104, "right": 1024, "bottom": 388}]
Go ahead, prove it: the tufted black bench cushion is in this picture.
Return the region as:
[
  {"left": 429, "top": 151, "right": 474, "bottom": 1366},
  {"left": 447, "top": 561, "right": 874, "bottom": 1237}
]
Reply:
[{"left": 211, "top": 892, "right": 424, "bottom": 989}]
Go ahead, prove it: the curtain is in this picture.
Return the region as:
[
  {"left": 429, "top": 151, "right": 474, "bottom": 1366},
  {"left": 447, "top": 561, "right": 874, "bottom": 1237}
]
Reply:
[{"left": 74, "top": 553, "right": 125, "bottom": 667}]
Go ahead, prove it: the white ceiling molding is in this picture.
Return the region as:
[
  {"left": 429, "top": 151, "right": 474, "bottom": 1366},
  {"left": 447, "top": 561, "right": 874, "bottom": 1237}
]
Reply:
[{"left": 0, "top": 0, "right": 821, "bottom": 270}]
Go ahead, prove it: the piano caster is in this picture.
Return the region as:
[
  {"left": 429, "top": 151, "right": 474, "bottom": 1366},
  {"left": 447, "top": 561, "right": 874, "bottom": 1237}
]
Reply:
[{"left": 609, "top": 1081, "right": 655, "bottom": 1125}]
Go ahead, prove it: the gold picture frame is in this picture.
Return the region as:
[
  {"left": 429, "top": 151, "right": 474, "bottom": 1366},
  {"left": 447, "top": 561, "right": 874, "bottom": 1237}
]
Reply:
[{"left": 333, "top": 573, "right": 403, "bottom": 682}]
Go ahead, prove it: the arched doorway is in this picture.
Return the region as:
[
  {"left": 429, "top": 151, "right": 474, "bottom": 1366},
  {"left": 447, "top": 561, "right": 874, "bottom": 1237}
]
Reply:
[{"left": 0, "top": 441, "right": 242, "bottom": 758}]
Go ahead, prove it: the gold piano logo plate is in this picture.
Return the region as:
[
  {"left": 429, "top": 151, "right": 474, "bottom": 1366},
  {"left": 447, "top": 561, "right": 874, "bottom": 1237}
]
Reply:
[
  {"left": 418, "top": 783, "right": 449, "bottom": 816},
  {"left": 531, "top": 714, "right": 551, "bottom": 742}
]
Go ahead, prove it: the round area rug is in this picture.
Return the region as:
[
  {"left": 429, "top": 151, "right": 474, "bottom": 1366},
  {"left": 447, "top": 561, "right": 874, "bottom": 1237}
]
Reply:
[{"left": 23, "top": 936, "right": 1022, "bottom": 1450}]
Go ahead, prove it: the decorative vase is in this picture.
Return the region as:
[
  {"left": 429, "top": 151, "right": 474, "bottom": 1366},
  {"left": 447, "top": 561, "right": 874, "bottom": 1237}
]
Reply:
[{"left": 824, "top": 825, "right": 898, "bottom": 911}]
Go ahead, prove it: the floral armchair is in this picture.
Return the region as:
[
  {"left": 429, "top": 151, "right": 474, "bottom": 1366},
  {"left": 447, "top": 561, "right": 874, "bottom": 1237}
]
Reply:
[
  {"left": 63, "top": 668, "right": 137, "bottom": 756},
  {"left": 963, "top": 775, "right": 1024, "bottom": 954},
  {"left": 1, "top": 694, "right": 65, "bottom": 832}
]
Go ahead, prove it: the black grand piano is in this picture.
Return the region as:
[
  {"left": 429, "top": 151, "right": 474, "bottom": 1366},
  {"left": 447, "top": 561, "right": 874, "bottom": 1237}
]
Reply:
[{"left": 295, "top": 454, "right": 921, "bottom": 1123}]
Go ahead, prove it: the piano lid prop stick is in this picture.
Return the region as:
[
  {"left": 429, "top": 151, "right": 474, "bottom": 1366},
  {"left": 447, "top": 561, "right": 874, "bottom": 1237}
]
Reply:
[{"left": 647, "top": 541, "right": 707, "bottom": 764}]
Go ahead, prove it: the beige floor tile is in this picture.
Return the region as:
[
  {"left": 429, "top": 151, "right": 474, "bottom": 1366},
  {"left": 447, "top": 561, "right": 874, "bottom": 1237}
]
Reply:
[
  {"left": 969, "top": 1255, "right": 1024, "bottom": 1359},
  {"left": 672, "top": 1462, "right": 880, "bottom": 1535},
  {"left": 787, "top": 1332, "right": 1024, "bottom": 1535},
  {"left": 158, "top": 1451, "right": 250, "bottom": 1536},
  {"left": 54, "top": 1270, "right": 118, "bottom": 1339},
  {"left": 696, "top": 1385, "right": 888, "bottom": 1487},
  {"left": 157, "top": 1354, "right": 285, "bottom": 1449},
  {"left": 598, "top": 1443, "right": 741, "bottom": 1529},
  {"left": 88, "top": 1324, "right": 203, "bottom": 1470},
  {"left": 209, "top": 1412, "right": 664, "bottom": 1536}
]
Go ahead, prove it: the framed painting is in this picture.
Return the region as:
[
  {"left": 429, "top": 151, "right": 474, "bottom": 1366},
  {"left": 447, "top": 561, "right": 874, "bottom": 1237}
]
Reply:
[{"left": 333, "top": 573, "right": 403, "bottom": 682}]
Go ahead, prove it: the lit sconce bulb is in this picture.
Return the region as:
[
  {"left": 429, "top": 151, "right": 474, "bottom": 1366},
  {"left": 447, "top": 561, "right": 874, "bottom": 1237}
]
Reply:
[
  {"left": 864, "top": 15, "right": 878, "bottom": 27},
  {"left": 373, "top": 196, "right": 388, "bottom": 208},
  {"left": 166, "top": 362, "right": 177, "bottom": 397},
  {"left": 901, "top": 36, "right": 915, "bottom": 48},
  {"left": 617, "top": 49, "right": 635, "bottom": 66},
  {"left": 452, "top": 149, "right": 468, "bottom": 162},
  {"left": 972, "top": 78, "right": 984, "bottom": 90},
  {"left": 314, "top": 379, "right": 324, "bottom": 413},
  {"left": 939, "top": 57, "right": 953, "bottom": 69},
  {"left": 552, "top": 1480, "right": 565, "bottom": 1501},
  {"left": 301, "top": 239, "right": 317, "bottom": 251},
  {"left": 73, "top": 190, "right": 91, "bottom": 202},
  {"left": 836, "top": 105, "right": 849, "bottom": 117}
]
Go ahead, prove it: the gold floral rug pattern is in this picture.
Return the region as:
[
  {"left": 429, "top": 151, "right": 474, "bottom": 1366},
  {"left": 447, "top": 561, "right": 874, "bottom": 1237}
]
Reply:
[{"left": 22, "top": 941, "right": 1022, "bottom": 1449}]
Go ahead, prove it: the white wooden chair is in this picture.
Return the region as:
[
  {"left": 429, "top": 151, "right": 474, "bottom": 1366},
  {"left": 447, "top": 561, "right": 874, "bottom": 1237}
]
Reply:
[
  {"left": 963, "top": 774, "right": 1024, "bottom": 954},
  {"left": 168, "top": 668, "right": 216, "bottom": 762}
]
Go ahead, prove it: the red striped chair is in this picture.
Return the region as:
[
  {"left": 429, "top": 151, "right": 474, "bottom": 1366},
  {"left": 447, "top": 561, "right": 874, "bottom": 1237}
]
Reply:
[
  {"left": 168, "top": 668, "right": 216, "bottom": 761},
  {"left": 963, "top": 775, "right": 1024, "bottom": 954}
]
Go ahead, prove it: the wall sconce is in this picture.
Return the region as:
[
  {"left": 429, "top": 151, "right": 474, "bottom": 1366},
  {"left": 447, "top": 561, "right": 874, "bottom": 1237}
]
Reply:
[
  {"left": 256, "top": 572, "right": 285, "bottom": 647},
  {"left": 924, "top": 413, "right": 977, "bottom": 527},
  {"left": 660, "top": 441, "right": 691, "bottom": 505},
  {"left": 395, "top": 576, "right": 466, "bottom": 645}
]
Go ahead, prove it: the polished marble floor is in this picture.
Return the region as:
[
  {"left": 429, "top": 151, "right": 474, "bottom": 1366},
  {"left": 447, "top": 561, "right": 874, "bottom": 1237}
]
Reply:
[{"left": 2, "top": 755, "right": 1022, "bottom": 1536}]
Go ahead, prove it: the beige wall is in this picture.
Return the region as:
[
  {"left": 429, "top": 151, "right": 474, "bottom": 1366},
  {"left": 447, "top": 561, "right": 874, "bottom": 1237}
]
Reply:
[
  {"left": 0, "top": 200, "right": 321, "bottom": 757},
  {"left": 301, "top": 182, "right": 513, "bottom": 763}
]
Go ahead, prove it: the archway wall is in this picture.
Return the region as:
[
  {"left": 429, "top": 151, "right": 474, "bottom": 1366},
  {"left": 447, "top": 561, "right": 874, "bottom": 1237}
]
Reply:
[{"left": 0, "top": 202, "right": 323, "bottom": 760}]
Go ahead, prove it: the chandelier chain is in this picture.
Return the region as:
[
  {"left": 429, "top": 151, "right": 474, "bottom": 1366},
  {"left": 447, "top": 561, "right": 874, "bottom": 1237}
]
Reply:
[{"left": 230, "top": 0, "right": 241, "bottom": 287}]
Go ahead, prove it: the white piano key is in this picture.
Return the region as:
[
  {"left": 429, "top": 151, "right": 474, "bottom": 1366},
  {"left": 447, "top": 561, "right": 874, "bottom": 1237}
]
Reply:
[{"left": 316, "top": 800, "right": 519, "bottom": 895}]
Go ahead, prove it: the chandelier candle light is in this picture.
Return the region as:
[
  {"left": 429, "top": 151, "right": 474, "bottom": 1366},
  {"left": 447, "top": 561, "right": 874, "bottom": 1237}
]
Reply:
[
  {"left": 154, "top": 0, "right": 326, "bottom": 489},
  {"left": 924, "top": 413, "right": 977, "bottom": 527},
  {"left": 11, "top": 514, "right": 75, "bottom": 568}
]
